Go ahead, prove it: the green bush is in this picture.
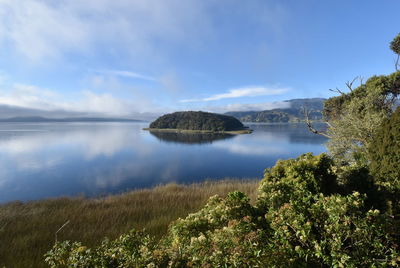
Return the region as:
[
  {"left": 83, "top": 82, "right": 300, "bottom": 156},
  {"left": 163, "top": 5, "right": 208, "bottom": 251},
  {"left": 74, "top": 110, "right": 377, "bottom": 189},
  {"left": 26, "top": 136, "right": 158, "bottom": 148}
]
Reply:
[
  {"left": 369, "top": 107, "right": 400, "bottom": 193},
  {"left": 257, "top": 153, "right": 338, "bottom": 212},
  {"left": 45, "top": 230, "right": 159, "bottom": 268},
  {"left": 46, "top": 154, "right": 400, "bottom": 267}
]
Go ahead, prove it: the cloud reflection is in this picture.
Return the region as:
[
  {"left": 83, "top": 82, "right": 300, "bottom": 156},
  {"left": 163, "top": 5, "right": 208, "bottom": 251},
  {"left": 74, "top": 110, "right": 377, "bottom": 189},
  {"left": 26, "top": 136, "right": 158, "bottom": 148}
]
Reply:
[
  {"left": 0, "top": 123, "right": 154, "bottom": 174},
  {"left": 0, "top": 122, "right": 327, "bottom": 202}
]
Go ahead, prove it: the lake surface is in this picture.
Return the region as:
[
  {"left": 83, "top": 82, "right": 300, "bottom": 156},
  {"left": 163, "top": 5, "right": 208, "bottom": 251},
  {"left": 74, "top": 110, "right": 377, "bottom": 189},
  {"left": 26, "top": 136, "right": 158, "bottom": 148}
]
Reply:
[{"left": 0, "top": 122, "right": 327, "bottom": 203}]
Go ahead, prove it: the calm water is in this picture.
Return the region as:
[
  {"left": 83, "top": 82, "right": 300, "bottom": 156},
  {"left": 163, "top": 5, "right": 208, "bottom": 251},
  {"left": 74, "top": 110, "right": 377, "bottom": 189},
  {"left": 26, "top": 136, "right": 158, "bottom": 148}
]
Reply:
[{"left": 0, "top": 122, "right": 327, "bottom": 203}]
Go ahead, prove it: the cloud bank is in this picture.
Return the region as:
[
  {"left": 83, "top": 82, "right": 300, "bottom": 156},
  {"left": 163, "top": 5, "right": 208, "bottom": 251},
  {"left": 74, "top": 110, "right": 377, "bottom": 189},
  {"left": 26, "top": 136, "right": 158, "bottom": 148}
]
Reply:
[
  {"left": 0, "top": 81, "right": 291, "bottom": 117},
  {"left": 217, "top": 101, "right": 290, "bottom": 112},
  {"left": 0, "top": 82, "right": 142, "bottom": 116},
  {"left": 0, "top": 0, "right": 212, "bottom": 61}
]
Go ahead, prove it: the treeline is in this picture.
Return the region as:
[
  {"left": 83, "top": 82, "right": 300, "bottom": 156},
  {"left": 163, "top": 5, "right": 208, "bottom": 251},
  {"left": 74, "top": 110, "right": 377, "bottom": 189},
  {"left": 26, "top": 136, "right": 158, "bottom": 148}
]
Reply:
[
  {"left": 45, "top": 34, "right": 400, "bottom": 267},
  {"left": 226, "top": 98, "right": 325, "bottom": 123},
  {"left": 149, "top": 111, "right": 245, "bottom": 131}
]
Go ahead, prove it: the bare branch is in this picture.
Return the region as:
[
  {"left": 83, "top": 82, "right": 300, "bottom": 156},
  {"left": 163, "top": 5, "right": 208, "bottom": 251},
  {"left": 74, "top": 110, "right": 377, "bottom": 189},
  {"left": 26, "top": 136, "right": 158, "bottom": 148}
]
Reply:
[
  {"left": 395, "top": 55, "right": 399, "bottom": 71},
  {"left": 330, "top": 77, "right": 363, "bottom": 96},
  {"left": 359, "top": 76, "right": 364, "bottom": 85},
  {"left": 345, "top": 76, "right": 359, "bottom": 92},
  {"left": 329, "top": 87, "right": 346, "bottom": 95},
  {"left": 303, "top": 107, "right": 332, "bottom": 138}
]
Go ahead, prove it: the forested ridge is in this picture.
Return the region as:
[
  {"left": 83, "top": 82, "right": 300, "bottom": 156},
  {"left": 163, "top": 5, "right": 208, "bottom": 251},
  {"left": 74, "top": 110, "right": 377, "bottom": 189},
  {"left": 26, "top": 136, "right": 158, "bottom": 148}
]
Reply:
[{"left": 226, "top": 98, "right": 325, "bottom": 123}]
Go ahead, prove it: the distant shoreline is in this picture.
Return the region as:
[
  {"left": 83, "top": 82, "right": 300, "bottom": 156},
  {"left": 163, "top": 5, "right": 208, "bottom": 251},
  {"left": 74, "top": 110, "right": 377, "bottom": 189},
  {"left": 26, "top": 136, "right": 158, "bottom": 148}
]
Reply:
[
  {"left": 143, "top": 127, "right": 253, "bottom": 134},
  {"left": 0, "top": 117, "right": 146, "bottom": 123}
]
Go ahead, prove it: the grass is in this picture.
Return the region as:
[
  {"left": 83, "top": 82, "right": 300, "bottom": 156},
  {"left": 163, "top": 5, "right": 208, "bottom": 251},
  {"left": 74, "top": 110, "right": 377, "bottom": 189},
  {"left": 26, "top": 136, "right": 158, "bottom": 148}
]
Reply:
[
  {"left": 143, "top": 128, "right": 253, "bottom": 134},
  {"left": 0, "top": 179, "right": 259, "bottom": 268}
]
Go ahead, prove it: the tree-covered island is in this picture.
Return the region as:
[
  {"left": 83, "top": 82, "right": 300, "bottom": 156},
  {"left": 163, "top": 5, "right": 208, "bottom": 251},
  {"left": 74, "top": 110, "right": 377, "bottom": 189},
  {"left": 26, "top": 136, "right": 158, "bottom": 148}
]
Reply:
[{"left": 144, "top": 111, "right": 252, "bottom": 134}]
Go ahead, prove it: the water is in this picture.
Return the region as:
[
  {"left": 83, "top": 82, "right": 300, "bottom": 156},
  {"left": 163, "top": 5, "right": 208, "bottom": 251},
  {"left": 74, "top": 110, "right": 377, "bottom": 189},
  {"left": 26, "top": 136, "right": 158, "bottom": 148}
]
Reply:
[{"left": 0, "top": 122, "right": 327, "bottom": 203}]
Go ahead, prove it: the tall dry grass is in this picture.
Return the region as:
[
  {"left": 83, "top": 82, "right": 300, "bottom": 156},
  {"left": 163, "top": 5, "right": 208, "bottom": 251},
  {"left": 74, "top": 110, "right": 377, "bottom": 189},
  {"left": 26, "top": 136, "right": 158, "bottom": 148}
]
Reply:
[{"left": 0, "top": 179, "right": 259, "bottom": 268}]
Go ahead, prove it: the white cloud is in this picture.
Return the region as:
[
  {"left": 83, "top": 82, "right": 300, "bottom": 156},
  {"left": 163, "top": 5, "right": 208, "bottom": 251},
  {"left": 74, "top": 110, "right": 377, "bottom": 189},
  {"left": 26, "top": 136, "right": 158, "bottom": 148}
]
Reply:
[
  {"left": 0, "top": 80, "right": 291, "bottom": 117},
  {"left": 0, "top": 0, "right": 287, "bottom": 63},
  {"left": 215, "top": 101, "right": 290, "bottom": 112},
  {"left": 0, "top": 0, "right": 212, "bottom": 61},
  {"left": 0, "top": 83, "right": 138, "bottom": 116},
  {"left": 180, "top": 86, "right": 289, "bottom": 103},
  {"left": 60, "top": 91, "right": 133, "bottom": 115},
  {"left": 0, "top": 83, "right": 61, "bottom": 110},
  {"left": 0, "top": 0, "right": 90, "bottom": 61},
  {"left": 92, "top": 70, "right": 156, "bottom": 81}
]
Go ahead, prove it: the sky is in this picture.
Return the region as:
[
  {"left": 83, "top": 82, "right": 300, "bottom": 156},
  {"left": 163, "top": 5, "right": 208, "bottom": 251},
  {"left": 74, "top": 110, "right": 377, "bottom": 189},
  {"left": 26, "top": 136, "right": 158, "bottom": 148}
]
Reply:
[{"left": 0, "top": 0, "right": 399, "bottom": 119}]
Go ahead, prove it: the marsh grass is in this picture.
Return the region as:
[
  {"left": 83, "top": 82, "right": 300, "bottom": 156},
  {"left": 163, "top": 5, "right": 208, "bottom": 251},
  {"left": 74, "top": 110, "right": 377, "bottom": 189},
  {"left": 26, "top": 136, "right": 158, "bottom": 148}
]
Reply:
[{"left": 0, "top": 179, "right": 259, "bottom": 268}]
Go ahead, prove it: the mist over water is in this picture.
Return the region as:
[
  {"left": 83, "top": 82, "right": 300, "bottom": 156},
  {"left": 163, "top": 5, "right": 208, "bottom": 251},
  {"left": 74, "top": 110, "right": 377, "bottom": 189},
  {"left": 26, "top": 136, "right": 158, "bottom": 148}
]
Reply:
[{"left": 0, "top": 122, "right": 327, "bottom": 203}]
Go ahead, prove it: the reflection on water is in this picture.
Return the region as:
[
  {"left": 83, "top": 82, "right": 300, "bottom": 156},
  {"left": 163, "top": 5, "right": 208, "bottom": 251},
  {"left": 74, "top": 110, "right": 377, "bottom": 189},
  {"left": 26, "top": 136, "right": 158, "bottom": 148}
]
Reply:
[
  {"left": 247, "top": 123, "right": 327, "bottom": 144},
  {"left": 149, "top": 131, "right": 234, "bottom": 144},
  {"left": 0, "top": 122, "right": 327, "bottom": 203}
]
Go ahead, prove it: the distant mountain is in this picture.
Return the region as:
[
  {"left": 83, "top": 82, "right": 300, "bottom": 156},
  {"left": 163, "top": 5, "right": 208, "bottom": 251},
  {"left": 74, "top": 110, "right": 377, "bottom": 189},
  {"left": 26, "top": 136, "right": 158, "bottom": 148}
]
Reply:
[
  {"left": 226, "top": 98, "right": 326, "bottom": 123},
  {"left": 0, "top": 104, "right": 154, "bottom": 121},
  {"left": 0, "top": 116, "right": 144, "bottom": 123}
]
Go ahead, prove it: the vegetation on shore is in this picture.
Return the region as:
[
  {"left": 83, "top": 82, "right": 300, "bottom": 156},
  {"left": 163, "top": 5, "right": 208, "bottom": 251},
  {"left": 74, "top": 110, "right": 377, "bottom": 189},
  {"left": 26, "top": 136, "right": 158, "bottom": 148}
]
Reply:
[
  {"left": 0, "top": 180, "right": 258, "bottom": 268},
  {"left": 43, "top": 33, "right": 400, "bottom": 267},
  {"left": 45, "top": 152, "right": 400, "bottom": 267},
  {"left": 148, "top": 111, "right": 248, "bottom": 132}
]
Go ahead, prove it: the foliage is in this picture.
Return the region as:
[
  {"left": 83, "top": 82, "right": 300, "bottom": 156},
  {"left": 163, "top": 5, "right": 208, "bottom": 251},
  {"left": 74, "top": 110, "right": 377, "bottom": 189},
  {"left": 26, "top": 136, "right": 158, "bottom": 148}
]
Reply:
[
  {"left": 320, "top": 34, "right": 400, "bottom": 164},
  {"left": 45, "top": 230, "right": 159, "bottom": 267},
  {"left": 226, "top": 98, "right": 325, "bottom": 123},
  {"left": 368, "top": 107, "right": 400, "bottom": 194},
  {"left": 46, "top": 154, "right": 400, "bottom": 267},
  {"left": 0, "top": 180, "right": 258, "bottom": 268},
  {"left": 160, "top": 191, "right": 269, "bottom": 267},
  {"left": 258, "top": 154, "right": 398, "bottom": 267},
  {"left": 149, "top": 111, "right": 244, "bottom": 131},
  {"left": 323, "top": 71, "right": 400, "bottom": 164},
  {"left": 257, "top": 153, "right": 338, "bottom": 211},
  {"left": 390, "top": 33, "right": 400, "bottom": 55}
]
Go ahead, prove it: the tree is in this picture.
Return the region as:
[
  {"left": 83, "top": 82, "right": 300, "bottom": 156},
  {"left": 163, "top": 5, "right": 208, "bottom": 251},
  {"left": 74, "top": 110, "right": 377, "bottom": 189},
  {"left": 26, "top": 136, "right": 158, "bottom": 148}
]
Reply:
[
  {"left": 323, "top": 72, "right": 399, "bottom": 164},
  {"left": 368, "top": 107, "right": 400, "bottom": 193},
  {"left": 390, "top": 33, "right": 400, "bottom": 70},
  {"left": 307, "top": 34, "right": 400, "bottom": 164}
]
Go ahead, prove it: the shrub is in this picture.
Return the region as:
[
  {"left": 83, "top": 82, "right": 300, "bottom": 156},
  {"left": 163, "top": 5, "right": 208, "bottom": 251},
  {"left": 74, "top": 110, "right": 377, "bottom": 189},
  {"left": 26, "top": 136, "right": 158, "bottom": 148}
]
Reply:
[
  {"left": 45, "top": 230, "right": 160, "bottom": 268},
  {"left": 369, "top": 107, "right": 400, "bottom": 193},
  {"left": 45, "top": 154, "right": 400, "bottom": 267},
  {"left": 161, "top": 191, "right": 269, "bottom": 267},
  {"left": 257, "top": 153, "right": 338, "bottom": 211},
  {"left": 265, "top": 192, "right": 397, "bottom": 267}
]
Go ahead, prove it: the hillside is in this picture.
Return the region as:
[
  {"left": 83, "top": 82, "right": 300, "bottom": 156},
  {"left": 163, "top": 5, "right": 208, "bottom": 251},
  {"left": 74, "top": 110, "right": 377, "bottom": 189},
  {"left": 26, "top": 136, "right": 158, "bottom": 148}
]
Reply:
[
  {"left": 148, "top": 111, "right": 248, "bottom": 132},
  {"left": 226, "top": 98, "right": 325, "bottom": 123}
]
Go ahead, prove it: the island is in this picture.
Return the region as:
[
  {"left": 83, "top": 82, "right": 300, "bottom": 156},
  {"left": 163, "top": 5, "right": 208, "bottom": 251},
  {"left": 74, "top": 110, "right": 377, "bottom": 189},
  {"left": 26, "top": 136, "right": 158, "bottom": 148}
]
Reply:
[{"left": 144, "top": 111, "right": 252, "bottom": 134}]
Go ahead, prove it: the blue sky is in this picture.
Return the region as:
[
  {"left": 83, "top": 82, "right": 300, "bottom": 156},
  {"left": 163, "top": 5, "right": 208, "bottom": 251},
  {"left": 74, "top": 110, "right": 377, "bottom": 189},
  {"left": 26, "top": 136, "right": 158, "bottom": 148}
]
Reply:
[{"left": 0, "top": 0, "right": 399, "bottom": 118}]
